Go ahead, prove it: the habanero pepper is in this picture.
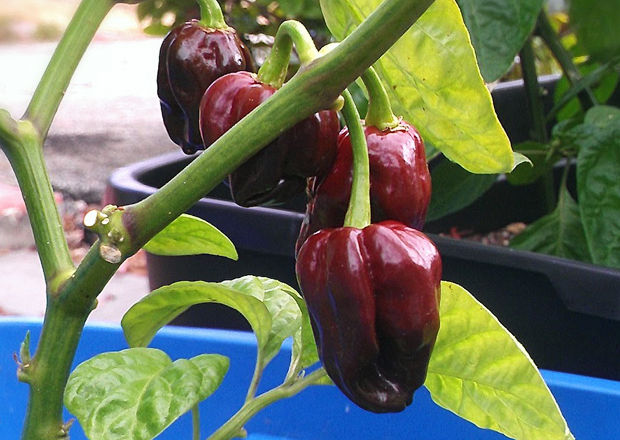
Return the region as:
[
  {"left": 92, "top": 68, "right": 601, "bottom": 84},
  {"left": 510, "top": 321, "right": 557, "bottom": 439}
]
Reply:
[
  {"left": 157, "top": 19, "right": 254, "bottom": 154},
  {"left": 296, "top": 120, "right": 431, "bottom": 252},
  {"left": 199, "top": 71, "right": 340, "bottom": 206},
  {"left": 295, "top": 220, "right": 442, "bottom": 413}
]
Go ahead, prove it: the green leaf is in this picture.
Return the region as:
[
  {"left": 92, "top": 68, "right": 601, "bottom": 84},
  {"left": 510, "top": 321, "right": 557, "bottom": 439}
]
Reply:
[
  {"left": 426, "top": 282, "right": 574, "bottom": 440},
  {"left": 122, "top": 281, "right": 272, "bottom": 349},
  {"left": 570, "top": 0, "right": 620, "bottom": 62},
  {"left": 510, "top": 184, "right": 591, "bottom": 262},
  {"left": 320, "top": 0, "right": 514, "bottom": 173},
  {"left": 221, "top": 276, "right": 304, "bottom": 366},
  {"left": 455, "top": 0, "right": 544, "bottom": 82},
  {"left": 552, "top": 62, "right": 620, "bottom": 121},
  {"left": 143, "top": 214, "right": 237, "bottom": 260},
  {"left": 577, "top": 106, "right": 620, "bottom": 268},
  {"left": 65, "top": 349, "right": 229, "bottom": 440},
  {"left": 427, "top": 159, "right": 496, "bottom": 221}
]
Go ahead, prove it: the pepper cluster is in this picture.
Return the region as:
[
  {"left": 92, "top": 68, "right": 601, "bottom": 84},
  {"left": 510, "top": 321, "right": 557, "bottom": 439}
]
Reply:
[{"left": 156, "top": 8, "right": 441, "bottom": 413}]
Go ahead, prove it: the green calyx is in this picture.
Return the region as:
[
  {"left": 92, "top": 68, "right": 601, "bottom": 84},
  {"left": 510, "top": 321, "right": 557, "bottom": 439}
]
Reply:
[
  {"left": 196, "top": 0, "right": 227, "bottom": 29},
  {"left": 258, "top": 20, "right": 319, "bottom": 89},
  {"left": 342, "top": 90, "right": 372, "bottom": 230},
  {"left": 361, "top": 67, "right": 400, "bottom": 130}
]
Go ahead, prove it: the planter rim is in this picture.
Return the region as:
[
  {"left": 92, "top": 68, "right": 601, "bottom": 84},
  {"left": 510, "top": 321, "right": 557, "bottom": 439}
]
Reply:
[
  {"left": 2, "top": 317, "right": 619, "bottom": 390},
  {"left": 108, "top": 151, "right": 620, "bottom": 320}
]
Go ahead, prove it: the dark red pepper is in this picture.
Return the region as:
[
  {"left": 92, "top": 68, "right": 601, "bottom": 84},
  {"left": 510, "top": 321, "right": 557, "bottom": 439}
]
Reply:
[
  {"left": 295, "top": 220, "right": 442, "bottom": 413},
  {"left": 157, "top": 20, "right": 254, "bottom": 154},
  {"left": 199, "top": 71, "right": 340, "bottom": 206},
  {"left": 296, "top": 121, "right": 430, "bottom": 252}
]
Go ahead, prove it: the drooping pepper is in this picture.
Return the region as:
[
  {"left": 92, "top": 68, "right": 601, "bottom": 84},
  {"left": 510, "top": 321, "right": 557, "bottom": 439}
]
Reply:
[
  {"left": 157, "top": 6, "right": 254, "bottom": 154},
  {"left": 198, "top": 22, "right": 340, "bottom": 207},
  {"left": 297, "top": 120, "right": 430, "bottom": 250},
  {"left": 295, "top": 90, "right": 442, "bottom": 413},
  {"left": 295, "top": 220, "right": 442, "bottom": 413}
]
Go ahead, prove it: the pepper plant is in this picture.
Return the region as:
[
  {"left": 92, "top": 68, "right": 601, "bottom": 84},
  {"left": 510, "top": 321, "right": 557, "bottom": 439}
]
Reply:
[{"left": 0, "top": 0, "right": 577, "bottom": 439}]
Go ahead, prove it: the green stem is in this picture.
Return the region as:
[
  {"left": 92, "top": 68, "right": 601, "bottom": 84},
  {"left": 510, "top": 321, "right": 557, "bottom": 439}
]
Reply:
[
  {"left": 361, "top": 67, "right": 400, "bottom": 130},
  {"left": 20, "top": 304, "right": 89, "bottom": 440},
  {"left": 192, "top": 404, "right": 201, "bottom": 440},
  {"left": 245, "top": 360, "right": 264, "bottom": 402},
  {"left": 196, "top": 0, "right": 227, "bottom": 29},
  {"left": 18, "top": 1, "right": 435, "bottom": 437},
  {"left": 257, "top": 20, "right": 319, "bottom": 88},
  {"left": 520, "top": 37, "right": 556, "bottom": 214},
  {"left": 520, "top": 38, "right": 548, "bottom": 144},
  {"left": 24, "top": 0, "right": 114, "bottom": 139},
  {"left": 342, "top": 91, "right": 371, "bottom": 229},
  {"left": 1, "top": 120, "right": 74, "bottom": 287},
  {"left": 536, "top": 10, "right": 597, "bottom": 111},
  {"left": 208, "top": 368, "right": 328, "bottom": 440}
]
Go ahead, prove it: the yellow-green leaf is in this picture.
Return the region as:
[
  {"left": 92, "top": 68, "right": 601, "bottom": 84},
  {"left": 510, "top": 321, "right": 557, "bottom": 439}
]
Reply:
[
  {"left": 143, "top": 214, "right": 237, "bottom": 260},
  {"left": 320, "top": 0, "right": 514, "bottom": 173},
  {"left": 426, "top": 282, "right": 574, "bottom": 440}
]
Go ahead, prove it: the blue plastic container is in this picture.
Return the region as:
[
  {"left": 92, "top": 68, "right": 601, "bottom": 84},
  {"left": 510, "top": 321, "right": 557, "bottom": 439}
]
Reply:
[{"left": 2, "top": 318, "right": 619, "bottom": 439}]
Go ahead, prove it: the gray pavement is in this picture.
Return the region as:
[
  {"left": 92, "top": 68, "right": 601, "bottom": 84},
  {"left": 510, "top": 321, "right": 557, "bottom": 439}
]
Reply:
[
  {"left": 0, "top": 38, "right": 175, "bottom": 200},
  {"left": 0, "top": 38, "right": 177, "bottom": 321}
]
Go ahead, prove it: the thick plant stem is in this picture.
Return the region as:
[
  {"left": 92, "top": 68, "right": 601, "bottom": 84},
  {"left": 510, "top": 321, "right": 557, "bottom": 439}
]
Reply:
[
  {"left": 208, "top": 368, "right": 328, "bottom": 440},
  {"left": 536, "top": 10, "right": 597, "bottom": 111},
  {"left": 361, "top": 67, "right": 400, "bottom": 130},
  {"left": 257, "top": 20, "right": 319, "bottom": 88},
  {"left": 341, "top": 91, "right": 371, "bottom": 229},
  {"left": 18, "top": 0, "right": 436, "bottom": 438},
  {"left": 127, "top": 0, "right": 435, "bottom": 247},
  {"left": 24, "top": 0, "right": 114, "bottom": 138},
  {"left": 196, "top": 0, "right": 227, "bottom": 29},
  {"left": 1, "top": 120, "right": 74, "bottom": 287},
  {"left": 520, "top": 37, "right": 556, "bottom": 214}
]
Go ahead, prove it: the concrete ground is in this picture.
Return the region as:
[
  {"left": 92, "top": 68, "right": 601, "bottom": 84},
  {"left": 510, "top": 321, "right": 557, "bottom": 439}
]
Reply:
[{"left": 0, "top": 36, "right": 177, "bottom": 322}]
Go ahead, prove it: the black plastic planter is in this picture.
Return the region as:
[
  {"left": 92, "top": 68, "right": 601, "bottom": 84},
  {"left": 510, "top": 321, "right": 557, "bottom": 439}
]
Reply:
[{"left": 106, "top": 77, "right": 620, "bottom": 381}]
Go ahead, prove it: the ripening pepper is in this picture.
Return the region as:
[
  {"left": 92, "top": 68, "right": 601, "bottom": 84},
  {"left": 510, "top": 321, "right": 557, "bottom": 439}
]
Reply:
[
  {"left": 157, "top": 20, "right": 254, "bottom": 154},
  {"left": 295, "top": 220, "right": 442, "bottom": 413},
  {"left": 296, "top": 120, "right": 431, "bottom": 252},
  {"left": 199, "top": 71, "right": 340, "bottom": 206}
]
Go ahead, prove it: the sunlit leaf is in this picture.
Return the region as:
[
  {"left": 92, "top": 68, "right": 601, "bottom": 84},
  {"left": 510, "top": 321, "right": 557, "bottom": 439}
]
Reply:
[
  {"left": 65, "top": 349, "right": 228, "bottom": 440},
  {"left": 143, "top": 214, "right": 237, "bottom": 259},
  {"left": 426, "top": 282, "right": 574, "bottom": 440},
  {"left": 122, "top": 281, "right": 272, "bottom": 349},
  {"left": 320, "top": 0, "right": 514, "bottom": 173}
]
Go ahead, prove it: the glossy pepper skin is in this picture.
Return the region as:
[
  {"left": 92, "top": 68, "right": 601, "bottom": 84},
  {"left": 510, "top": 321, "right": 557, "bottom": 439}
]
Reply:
[
  {"left": 296, "top": 121, "right": 431, "bottom": 252},
  {"left": 200, "top": 71, "right": 340, "bottom": 206},
  {"left": 295, "top": 220, "right": 442, "bottom": 413},
  {"left": 157, "top": 20, "right": 254, "bottom": 154}
]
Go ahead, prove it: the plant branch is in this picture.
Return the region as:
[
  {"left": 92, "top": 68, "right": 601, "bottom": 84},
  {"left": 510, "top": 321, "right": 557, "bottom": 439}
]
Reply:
[
  {"left": 125, "top": 0, "right": 435, "bottom": 247},
  {"left": 1, "top": 120, "right": 74, "bottom": 287},
  {"left": 24, "top": 0, "right": 114, "bottom": 139},
  {"left": 536, "top": 10, "right": 597, "bottom": 111},
  {"left": 208, "top": 368, "right": 328, "bottom": 440},
  {"left": 257, "top": 20, "right": 319, "bottom": 88}
]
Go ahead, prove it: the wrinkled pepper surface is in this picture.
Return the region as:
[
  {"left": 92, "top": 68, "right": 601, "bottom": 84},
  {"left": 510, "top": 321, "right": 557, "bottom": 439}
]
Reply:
[
  {"left": 200, "top": 71, "right": 340, "bottom": 206},
  {"left": 295, "top": 220, "right": 442, "bottom": 413},
  {"left": 296, "top": 121, "right": 431, "bottom": 251},
  {"left": 157, "top": 20, "right": 254, "bottom": 154}
]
